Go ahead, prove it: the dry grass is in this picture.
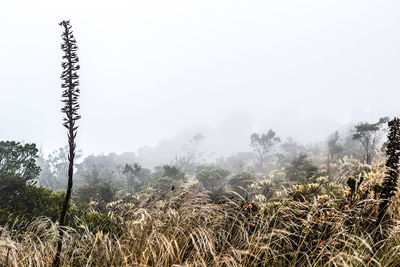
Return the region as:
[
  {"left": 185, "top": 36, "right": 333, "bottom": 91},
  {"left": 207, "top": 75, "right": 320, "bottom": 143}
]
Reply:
[{"left": 1, "top": 184, "right": 400, "bottom": 267}]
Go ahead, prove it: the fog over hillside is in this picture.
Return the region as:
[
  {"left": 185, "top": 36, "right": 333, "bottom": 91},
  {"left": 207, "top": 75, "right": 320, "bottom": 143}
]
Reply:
[{"left": 1, "top": 0, "right": 399, "bottom": 158}]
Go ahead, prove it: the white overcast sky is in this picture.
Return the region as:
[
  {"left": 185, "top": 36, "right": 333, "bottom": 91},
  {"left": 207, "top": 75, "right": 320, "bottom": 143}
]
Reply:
[{"left": 0, "top": 0, "right": 399, "bottom": 156}]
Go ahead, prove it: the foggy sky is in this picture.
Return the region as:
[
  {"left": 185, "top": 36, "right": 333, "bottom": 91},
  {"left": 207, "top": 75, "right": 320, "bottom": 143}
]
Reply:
[{"left": 1, "top": 0, "right": 400, "bottom": 158}]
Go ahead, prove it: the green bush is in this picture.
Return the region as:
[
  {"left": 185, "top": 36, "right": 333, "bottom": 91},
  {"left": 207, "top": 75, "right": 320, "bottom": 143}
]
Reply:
[
  {"left": 285, "top": 153, "right": 319, "bottom": 184},
  {"left": 151, "top": 176, "right": 181, "bottom": 192},
  {"left": 0, "top": 175, "right": 64, "bottom": 225},
  {"left": 74, "top": 183, "right": 116, "bottom": 211},
  {"left": 196, "top": 166, "right": 229, "bottom": 200},
  {"left": 148, "top": 165, "right": 186, "bottom": 192},
  {"left": 228, "top": 172, "right": 256, "bottom": 198}
]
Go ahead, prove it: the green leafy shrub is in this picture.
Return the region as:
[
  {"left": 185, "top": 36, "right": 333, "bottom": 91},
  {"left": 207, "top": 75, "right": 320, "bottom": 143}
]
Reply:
[
  {"left": 148, "top": 165, "right": 186, "bottom": 192},
  {"left": 74, "top": 183, "right": 116, "bottom": 211},
  {"left": 151, "top": 176, "right": 181, "bottom": 192},
  {"left": 196, "top": 166, "right": 229, "bottom": 201},
  {"left": 0, "top": 176, "right": 64, "bottom": 225}
]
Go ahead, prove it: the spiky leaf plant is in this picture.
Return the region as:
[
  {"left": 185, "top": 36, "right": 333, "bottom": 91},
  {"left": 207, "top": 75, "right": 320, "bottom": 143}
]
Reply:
[
  {"left": 53, "top": 20, "right": 81, "bottom": 267},
  {"left": 377, "top": 117, "right": 400, "bottom": 225}
]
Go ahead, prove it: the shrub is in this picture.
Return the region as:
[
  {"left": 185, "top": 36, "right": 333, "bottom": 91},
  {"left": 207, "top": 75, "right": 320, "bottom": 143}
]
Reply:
[
  {"left": 0, "top": 176, "right": 64, "bottom": 225},
  {"left": 148, "top": 165, "right": 186, "bottom": 192},
  {"left": 285, "top": 153, "right": 319, "bottom": 184},
  {"left": 228, "top": 172, "right": 256, "bottom": 198},
  {"left": 151, "top": 176, "right": 181, "bottom": 192},
  {"left": 74, "top": 183, "right": 116, "bottom": 211},
  {"left": 196, "top": 166, "right": 229, "bottom": 200}
]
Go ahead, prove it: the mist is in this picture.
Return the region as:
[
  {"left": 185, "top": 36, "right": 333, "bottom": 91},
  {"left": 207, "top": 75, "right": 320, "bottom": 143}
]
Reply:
[{"left": 1, "top": 0, "right": 400, "bottom": 158}]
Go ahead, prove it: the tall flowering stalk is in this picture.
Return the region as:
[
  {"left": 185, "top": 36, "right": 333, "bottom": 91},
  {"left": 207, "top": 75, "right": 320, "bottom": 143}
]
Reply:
[
  {"left": 377, "top": 117, "right": 400, "bottom": 225},
  {"left": 53, "top": 20, "right": 81, "bottom": 267}
]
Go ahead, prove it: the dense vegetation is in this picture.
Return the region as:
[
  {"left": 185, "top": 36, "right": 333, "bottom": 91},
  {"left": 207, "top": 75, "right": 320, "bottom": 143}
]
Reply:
[
  {"left": 1, "top": 116, "right": 400, "bottom": 266},
  {"left": 1, "top": 20, "right": 399, "bottom": 267}
]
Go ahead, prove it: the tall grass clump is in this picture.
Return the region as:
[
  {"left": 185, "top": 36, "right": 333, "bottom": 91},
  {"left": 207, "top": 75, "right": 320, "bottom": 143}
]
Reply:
[{"left": 1, "top": 183, "right": 400, "bottom": 266}]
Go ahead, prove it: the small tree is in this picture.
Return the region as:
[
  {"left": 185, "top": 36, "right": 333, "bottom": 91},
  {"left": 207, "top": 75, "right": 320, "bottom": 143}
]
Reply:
[
  {"left": 0, "top": 142, "right": 62, "bottom": 226},
  {"left": 250, "top": 130, "right": 280, "bottom": 171},
  {"left": 162, "top": 165, "right": 185, "bottom": 180},
  {"left": 122, "top": 162, "right": 141, "bottom": 194},
  {"left": 37, "top": 146, "right": 82, "bottom": 191},
  {"left": 83, "top": 166, "right": 102, "bottom": 185},
  {"left": 327, "top": 131, "right": 343, "bottom": 180},
  {"left": 53, "top": 20, "right": 81, "bottom": 267},
  {"left": 378, "top": 117, "right": 400, "bottom": 225},
  {"left": 176, "top": 133, "right": 206, "bottom": 174},
  {"left": 183, "top": 132, "right": 205, "bottom": 164},
  {"left": 280, "top": 138, "right": 304, "bottom": 157},
  {"left": 352, "top": 117, "right": 388, "bottom": 164},
  {"left": 328, "top": 131, "right": 343, "bottom": 160},
  {"left": 0, "top": 141, "right": 41, "bottom": 180}
]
